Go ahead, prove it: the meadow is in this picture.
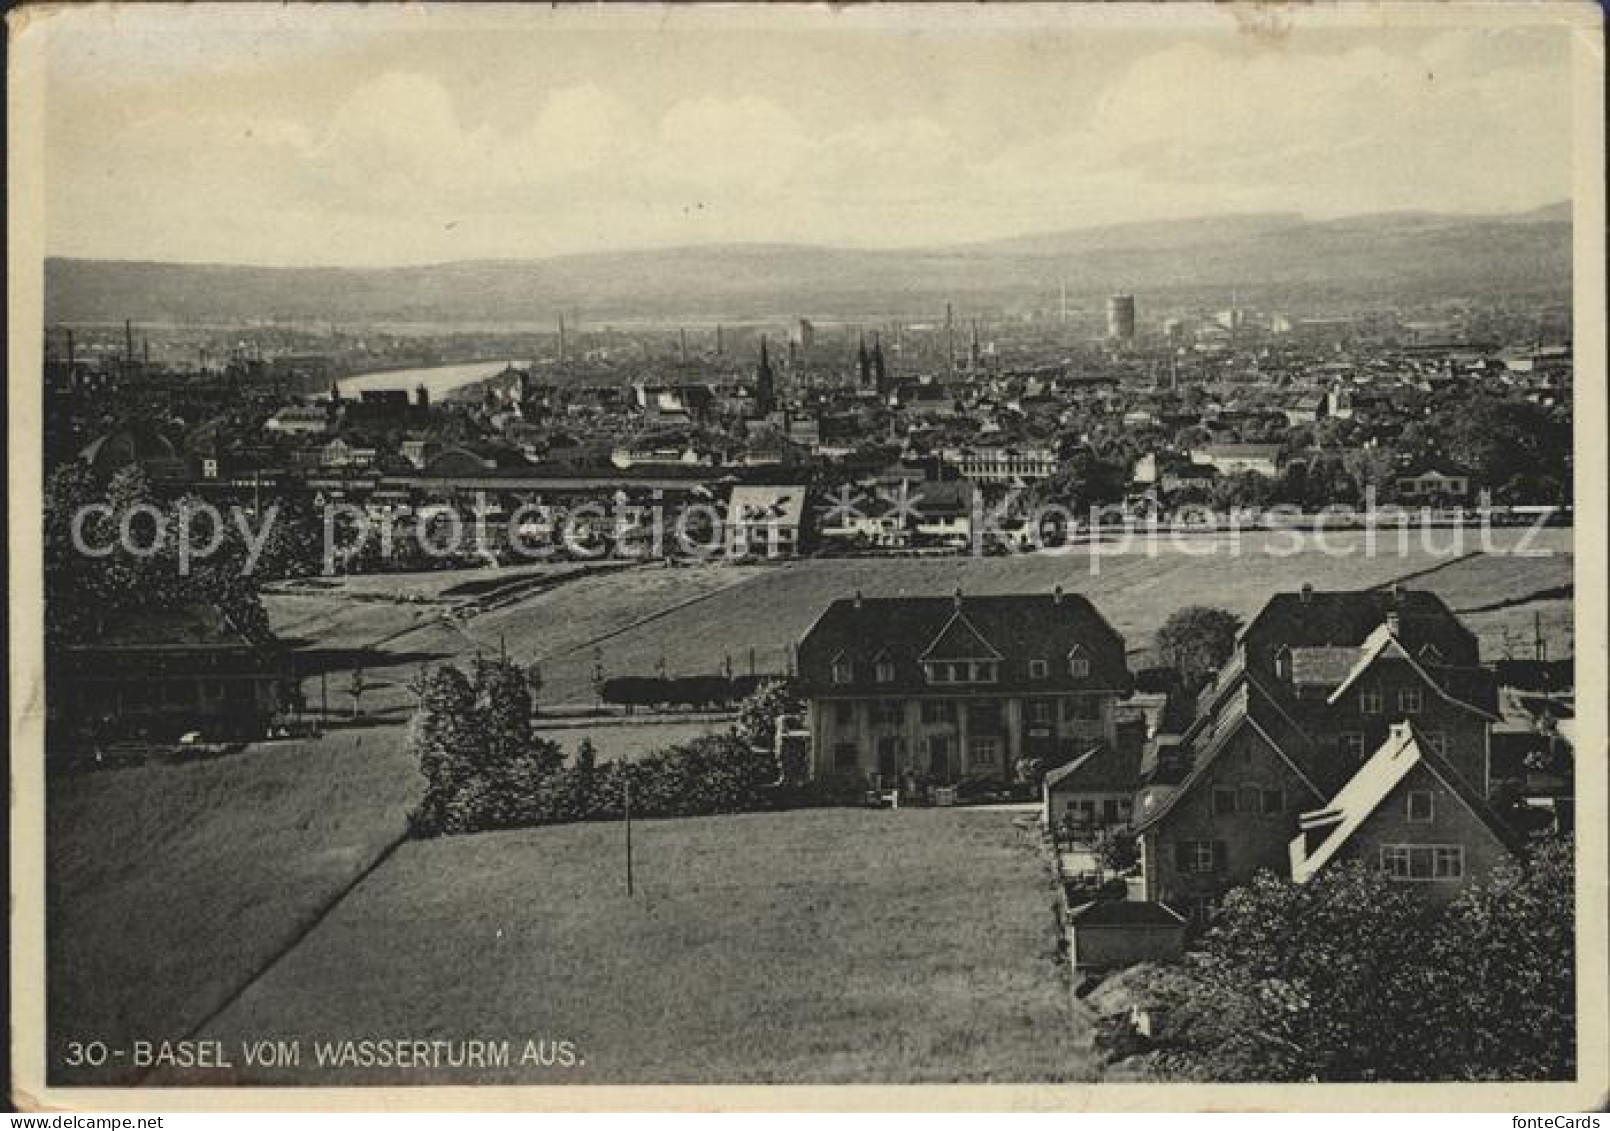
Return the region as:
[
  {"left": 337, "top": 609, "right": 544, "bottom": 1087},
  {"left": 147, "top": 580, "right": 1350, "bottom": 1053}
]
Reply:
[
  {"left": 177, "top": 808, "right": 1095, "bottom": 1084},
  {"left": 449, "top": 529, "right": 1575, "bottom": 704}
]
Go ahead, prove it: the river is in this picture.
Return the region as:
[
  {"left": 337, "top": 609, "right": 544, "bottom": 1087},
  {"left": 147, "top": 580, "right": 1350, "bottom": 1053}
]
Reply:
[{"left": 335, "top": 359, "right": 529, "bottom": 400}]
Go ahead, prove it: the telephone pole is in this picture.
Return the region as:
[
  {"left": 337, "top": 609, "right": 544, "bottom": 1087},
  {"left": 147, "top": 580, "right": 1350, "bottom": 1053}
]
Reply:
[{"left": 623, "top": 761, "right": 635, "bottom": 897}]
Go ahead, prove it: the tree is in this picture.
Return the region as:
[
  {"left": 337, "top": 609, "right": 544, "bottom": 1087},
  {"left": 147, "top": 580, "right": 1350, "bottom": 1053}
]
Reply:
[
  {"left": 1031, "top": 447, "right": 1130, "bottom": 513},
  {"left": 1150, "top": 843, "right": 1575, "bottom": 1083},
  {"left": 1156, "top": 606, "right": 1243, "bottom": 692},
  {"left": 1420, "top": 837, "right": 1574, "bottom": 1080},
  {"left": 1154, "top": 864, "right": 1441, "bottom": 1082}
]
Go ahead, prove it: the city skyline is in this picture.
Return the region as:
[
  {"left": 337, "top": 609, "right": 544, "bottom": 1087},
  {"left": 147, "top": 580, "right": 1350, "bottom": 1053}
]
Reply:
[{"left": 38, "top": 4, "right": 1578, "bottom": 268}]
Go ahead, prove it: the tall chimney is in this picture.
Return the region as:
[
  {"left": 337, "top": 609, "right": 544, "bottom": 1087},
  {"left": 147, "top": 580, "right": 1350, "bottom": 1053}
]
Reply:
[
  {"left": 953, "top": 585, "right": 963, "bottom": 609},
  {"left": 1301, "top": 582, "right": 1314, "bottom": 604},
  {"left": 65, "top": 328, "right": 75, "bottom": 377},
  {"left": 124, "top": 319, "right": 135, "bottom": 368},
  {"left": 1053, "top": 584, "right": 1064, "bottom": 605},
  {"left": 558, "top": 313, "right": 566, "bottom": 363},
  {"left": 716, "top": 324, "right": 724, "bottom": 356}
]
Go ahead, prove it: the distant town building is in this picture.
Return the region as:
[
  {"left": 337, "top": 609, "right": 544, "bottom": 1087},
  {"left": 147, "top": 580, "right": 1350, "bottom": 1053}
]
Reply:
[
  {"left": 726, "top": 484, "right": 807, "bottom": 557},
  {"left": 942, "top": 445, "right": 1058, "bottom": 484}
]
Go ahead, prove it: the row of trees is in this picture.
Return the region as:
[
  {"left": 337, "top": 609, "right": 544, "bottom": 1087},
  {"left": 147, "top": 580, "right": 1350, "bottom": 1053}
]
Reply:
[
  {"left": 1125, "top": 841, "right": 1574, "bottom": 1082},
  {"left": 44, "top": 463, "right": 283, "bottom": 647},
  {"left": 410, "top": 665, "right": 806, "bottom": 837},
  {"left": 599, "top": 674, "right": 773, "bottom": 712}
]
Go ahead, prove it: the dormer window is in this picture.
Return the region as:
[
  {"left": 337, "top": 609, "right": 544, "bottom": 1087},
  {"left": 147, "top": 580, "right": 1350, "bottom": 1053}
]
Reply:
[
  {"left": 832, "top": 658, "right": 853, "bottom": 685},
  {"left": 923, "top": 660, "right": 997, "bottom": 684},
  {"left": 1029, "top": 659, "right": 1049, "bottom": 680},
  {"left": 1419, "top": 644, "right": 1444, "bottom": 665},
  {"left": 874, "top": 659, "right": 896, "bottom": 683},
  {"left": 1068, "top": 646, "right": 1090, "bottom": 680},
  {"left": 1275, "top": 645, "right": 1293, "bottom": 681}
]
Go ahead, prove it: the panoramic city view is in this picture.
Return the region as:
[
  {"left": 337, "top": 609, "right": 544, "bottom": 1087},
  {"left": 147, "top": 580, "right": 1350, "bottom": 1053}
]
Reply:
[{"left": 18, "top": 2, "right": 1594, "bottom": 1106}]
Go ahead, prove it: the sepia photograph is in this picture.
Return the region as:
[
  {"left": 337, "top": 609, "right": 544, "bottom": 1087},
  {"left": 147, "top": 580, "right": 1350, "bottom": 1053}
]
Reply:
[{"left": 8, "top": 0, "right": 1606, "bottom": 1114}]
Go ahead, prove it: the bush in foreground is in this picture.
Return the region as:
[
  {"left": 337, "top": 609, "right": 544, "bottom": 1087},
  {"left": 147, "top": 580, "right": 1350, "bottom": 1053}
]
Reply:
[{"left": 1126, "top": 839, "right": 1574, "bottom": 1082}]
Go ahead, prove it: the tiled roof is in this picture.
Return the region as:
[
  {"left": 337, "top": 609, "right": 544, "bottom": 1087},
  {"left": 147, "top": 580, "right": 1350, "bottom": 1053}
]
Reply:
[
  {"left": 920, "top": 610, "right": 1005, "bottom": 661},
  {"left": 798, "top": 593, "right": 1129, "bottom": 696},
  {"left": 1045, "top": 742, "right": 1142, "bottom": 793},
  {"left": 1240, "top": 588, "right": 1479, "bottom": 676},
  {"left": 1289, "top": 646, "right": 1361, "bottom": 688},
  {"left": 728, "top": 485, "right": 807, "bottom": 527},
  {"left": 1068, "top": 900, "right": 1185, "bottom": 926}
]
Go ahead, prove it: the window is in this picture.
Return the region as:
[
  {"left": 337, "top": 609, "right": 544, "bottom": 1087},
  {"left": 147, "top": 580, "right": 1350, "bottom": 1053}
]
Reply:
[
  {"left": 876, "top": 700, "right": 904, "bottom": 726},
  {"left": 833, "top": 743, "right": 859, "bottom": 773},
  {"left": 1398, "top": 687, "right": 1423, "bottom": 714},
  {"left": 1359, "top": 689, "right": 1383, "bottom": 715},
  {"left": 1029, "top": 700, "right": 1054, "bottom": 725},
  {"left": 1408, "top": 790, "right": 1435, "bottom": 822},
  {"left": 920, "top": 700, "right": 957, "bottom": 725},
  {"left": 1275, "top": 646, "right": 1293, "bottom": 681},
  {"left": 1102, "top": 799, "right": 1122, "bottom": 824},
  {"left": 1340, "top": 732, "right": 1364, "bottom": 760},
  {"left": 1212, "top": 787, "right": 1237, "bottom": 815},
  {"left": 1029, "top": 659, "right": 1049, "bottom": 680},
  {"left": 970, "top": 737, "right": 1000, "bottom": 767},
  {"left": 832, "top": 659, "right": 853, "bottom": 685},
  {"left": 1177, "top": 840, "right": 1225, "bottom": 874},
  {"left": 874, "top": 660, "right": 895, "bottom": 683},
  {"left": 1261, "top": 788, "right": 1284, "bottom": 816},
  {"left": 1425, "top": 732, "right": 1447, "bottom": 758},
  {"left": 924, "top": 661, "right": 996, "bottom": 685},
  {"left": 1068, "top": 648, "right": 1091, "bottom": 679},
  {"left": 1381, "top": 844, "right": 1464, "bottom": 881},
  {"left": 1433, "top": 846, "right": 1464, "bottom": 879},
  {"left": 834, "top": 701, "right": 855, "bottom": 726}
]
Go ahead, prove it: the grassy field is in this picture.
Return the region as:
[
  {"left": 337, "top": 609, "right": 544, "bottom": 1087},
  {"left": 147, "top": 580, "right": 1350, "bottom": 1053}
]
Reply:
[
  {"left": 177, "top": 808, "right": 1092, "bottom": 1084},
  {"left": 46, "top": 728, "right": 421, "bottom": 1085}
]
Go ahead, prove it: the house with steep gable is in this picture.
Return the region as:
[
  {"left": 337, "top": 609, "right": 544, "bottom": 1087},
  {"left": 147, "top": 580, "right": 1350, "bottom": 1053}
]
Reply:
[{"left": 1290, "top": 722, "right": 1516, "bottom": 902}]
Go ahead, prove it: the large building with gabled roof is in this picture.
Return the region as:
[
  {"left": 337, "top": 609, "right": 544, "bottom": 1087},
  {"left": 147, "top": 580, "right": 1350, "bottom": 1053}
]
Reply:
[
  {"left": 795, "top": 588, "right": 1132, "bottom": 786},
  {"left": 1133, "top": 584, "right": 1507, "bottom": 921}
]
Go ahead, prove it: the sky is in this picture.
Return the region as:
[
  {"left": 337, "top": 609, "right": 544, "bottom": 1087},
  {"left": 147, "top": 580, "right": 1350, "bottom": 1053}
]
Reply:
[{"left": 33, "top": 3, "right": 1582, "bottom": 267}]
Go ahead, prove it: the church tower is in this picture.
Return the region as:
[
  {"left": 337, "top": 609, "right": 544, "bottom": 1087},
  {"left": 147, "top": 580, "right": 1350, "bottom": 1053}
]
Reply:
[{"left": 755, "top": 335, "right": 776, "bottom": 416}]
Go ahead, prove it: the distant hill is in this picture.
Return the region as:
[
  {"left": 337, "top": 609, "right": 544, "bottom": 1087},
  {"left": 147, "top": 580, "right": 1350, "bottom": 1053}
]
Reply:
[{"left": 44, "top": 205, "right": 1571, "bottom": 325}]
